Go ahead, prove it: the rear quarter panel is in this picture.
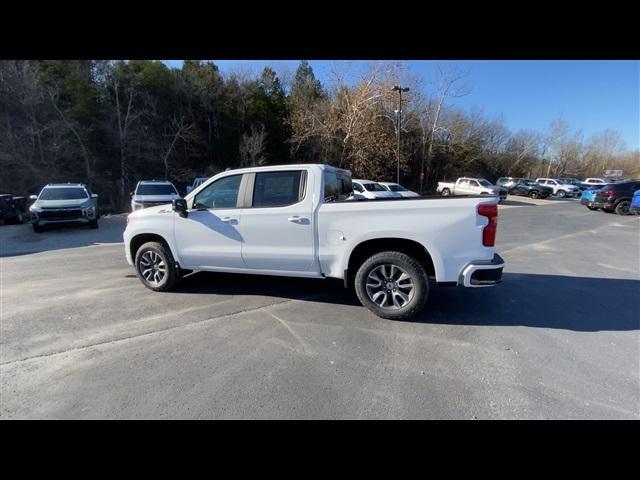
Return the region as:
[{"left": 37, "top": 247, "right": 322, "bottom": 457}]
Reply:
[{"left": 318, "top": 197, "right": 497, "bottom": 282}]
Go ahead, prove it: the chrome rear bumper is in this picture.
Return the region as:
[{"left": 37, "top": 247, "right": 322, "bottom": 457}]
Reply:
[{"left": 459, "top": 253, "right": 505, "bottom": 288}]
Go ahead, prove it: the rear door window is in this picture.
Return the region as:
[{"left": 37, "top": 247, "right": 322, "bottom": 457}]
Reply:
[
  {"left": 324, "top": 171, "right": 353, "bottom": 201},
  {"left": 252, "top": 170, "right": 305, "bottom": 207}
]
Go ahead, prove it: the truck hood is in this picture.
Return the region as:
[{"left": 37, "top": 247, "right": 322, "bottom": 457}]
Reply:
[
  {"left": 129, "top": 203, "right": 174, "bottom": 218},
  {"left": 32, "top": 199, "right": 92, "bottom": 209}
]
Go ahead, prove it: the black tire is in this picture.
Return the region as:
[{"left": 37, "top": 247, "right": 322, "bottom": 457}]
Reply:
[
  {"left": 134, "top": 241, "right": 179, "bottom": 292},
  {"left": 32, "top": 223, "right": 43, "bottom": 233},
  {"left": 529, "top": 190, "right": 539, "bottom": 199},
  {"left": 89, "top": 219, "right": 99, "bottom": 229},
  {"left": 556, "top": 190, "right": 566, "bottom": 198},
  {"left": 587, "top": 206, "right": 598, "bottom": 211},
  {"left": 615, "top": 200, "right": 631, "bottom": 215},
  {"left": 354, "top": 251, "right": 429, "bottom": 321},
  {"left": 441, "top": 188, "right": 450, "bottom": 196}
]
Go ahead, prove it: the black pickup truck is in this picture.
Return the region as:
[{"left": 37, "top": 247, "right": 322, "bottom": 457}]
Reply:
[{"left": 0, "top": 194, "right": 28, "bottom": 225}]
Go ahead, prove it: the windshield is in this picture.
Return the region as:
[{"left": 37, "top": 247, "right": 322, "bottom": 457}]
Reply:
[
  {"left": 363, "top": 183, "right": 386, "bottom": 192},
  {"left": 39, "top": 187, "right": 88, "bottom": 200},
  {"left": 478, "top": 179, "right": 493, "bottom": 187},
  {"left": 136, "top": 184, "right": 177, "bottom": 195},
  {"left": 387, "top": 184, "right": 407, "bottom": 192}
]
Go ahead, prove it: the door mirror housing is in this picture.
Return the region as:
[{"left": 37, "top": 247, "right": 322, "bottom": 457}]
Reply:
[
  {"left": 91, "top": 193, "right": 98, "bottom": 199},
  {"left": 172, "top": 198, "right": 188, "bottom": 217},
  {"left": 29, "top": 195, "right": 38, "bottom": 201}
]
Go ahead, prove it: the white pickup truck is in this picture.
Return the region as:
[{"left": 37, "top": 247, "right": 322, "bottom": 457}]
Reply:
[
  {"left": 437, "top": 178, "right": 507, "bottom": 201},
  {"left": 123, "top": 164, "right": 504, "bottom": 320}
]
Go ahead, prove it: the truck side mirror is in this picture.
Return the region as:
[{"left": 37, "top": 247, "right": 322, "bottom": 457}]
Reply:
[{"left": 172, "top": 198, "right": 188, "bottom": 218}]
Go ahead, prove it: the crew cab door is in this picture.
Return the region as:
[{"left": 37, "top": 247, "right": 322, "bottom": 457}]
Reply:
[
  {"left": 239, "top": 169, "right": 316, "bottom": 272},
  {"left": 174, "top": 174, "right": 246, "bottom": 269}
]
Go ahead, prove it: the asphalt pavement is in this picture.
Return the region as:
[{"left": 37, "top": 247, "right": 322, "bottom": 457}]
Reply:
[{"left": 1, "top": 198, "right": 638, "bottom": 419}]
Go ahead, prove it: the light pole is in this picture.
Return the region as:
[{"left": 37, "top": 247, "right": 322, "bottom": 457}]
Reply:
[{"left": 392, "top": 85, "right": 409, "bottom": 184}]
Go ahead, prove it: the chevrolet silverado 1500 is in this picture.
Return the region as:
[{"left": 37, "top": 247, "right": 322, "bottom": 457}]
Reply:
[{"left": 123, "top": 164, "right": 504, "bottom": 320}]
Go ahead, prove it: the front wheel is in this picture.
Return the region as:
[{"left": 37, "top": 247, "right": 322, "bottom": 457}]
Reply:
[
  {"left": 441, "top": 188, "right": 450, "bottom": 196},
  {"left": 134, "top": 241, "right": 179, "bottom": 292},
  {"left": 32, "top": 223, "right": 43, "bottom": 233},
  {"left": 587, "top": 206, "right": 598, "bottom": 211},
  {"left": 89, "top": 219, "right": 99, "bottom": 229},
  {"left": 354, "top": 251, "right": 429, "bottom": 320},
  {"left": 556, "top": 190, "right": 566, "bottom": 198},
  {"left": 529, "top": 190, "right": 539, "bottom": 199}
]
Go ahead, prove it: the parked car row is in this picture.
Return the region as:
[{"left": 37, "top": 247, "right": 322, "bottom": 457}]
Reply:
[{"left": 580, "top": 180, "right": 640, "bottom": 215}]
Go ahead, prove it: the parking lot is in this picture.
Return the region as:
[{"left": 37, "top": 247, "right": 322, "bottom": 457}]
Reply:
[{"left": 1, "top": 197, "right": 638, "bottom": 419}]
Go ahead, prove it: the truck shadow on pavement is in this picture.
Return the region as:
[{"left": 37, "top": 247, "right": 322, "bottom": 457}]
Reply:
[
  {"left": 175, "top": 271, "right": 639, "bottom": 332},
  {"left": 422, "top": 272, "right": 639, "bottom": 332}
]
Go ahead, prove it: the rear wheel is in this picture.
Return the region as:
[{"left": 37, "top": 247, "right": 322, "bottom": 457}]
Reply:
[
  {"left": 615, "top": 200, "right": 631, "bottom": 215},
  {"left": 441, "top": 188, "right": 450, "bottom": 196},
  {"left": 354, "top": 251, "right": 429, "bottom": 320},
  {"left": 134, "top": 241, "right": 179, "bottom": 292}
]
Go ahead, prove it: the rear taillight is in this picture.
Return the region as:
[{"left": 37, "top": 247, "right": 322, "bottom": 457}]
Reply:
[
  {"left": 478, "top": 203, "right": 498, "bottom": 247},
  {"left": 604, "top": 190, "right": 616, "bottom": 197}
]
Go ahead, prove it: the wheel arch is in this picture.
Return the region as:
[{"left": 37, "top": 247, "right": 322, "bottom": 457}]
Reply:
[
  {"left": 345, "top": 237, "right": 437, "bottom": 287},
  {"left": 129, "top": 233, "right": 176, "bottom": 264}
]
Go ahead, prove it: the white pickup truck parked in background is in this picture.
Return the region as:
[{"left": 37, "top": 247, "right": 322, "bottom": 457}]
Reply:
[
  {"left": 437, "top": 178, "right": 507, "bottom": 201},
  {"left": 124, "top": 164, "right": 504, "bottom": 320}
]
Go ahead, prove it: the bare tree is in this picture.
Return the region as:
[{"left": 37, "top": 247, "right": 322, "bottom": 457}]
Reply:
[
  {"left": 506, "top": 130, "right": 542, "bottom": 175},
  {"left": 419, "top": 64, "right": 472, "bottom": 191},
  {"left": 160, "top": 117, "right": 196, "bottom": 178},
  {"left": 109, "top": 66, "right": 143, "bottom": 205},
  {"left": 239, "top": 124, "right": 267, "bottom": 167}
]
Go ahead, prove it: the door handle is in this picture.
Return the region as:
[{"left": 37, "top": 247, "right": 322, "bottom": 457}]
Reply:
[
  {"left": 288, "top": 216, "right": 305, "bottom": 223},
  {"left": 220, "top": 217, "right": 237, "bottom": 224}
]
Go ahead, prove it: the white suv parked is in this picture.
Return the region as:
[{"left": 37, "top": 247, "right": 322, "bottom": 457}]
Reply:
[
  {"left": 131, "top": 180, "right": 181, "bottom": 211},
  {"left": 535, "top": 178, "right": 580, "bottom": 198}
]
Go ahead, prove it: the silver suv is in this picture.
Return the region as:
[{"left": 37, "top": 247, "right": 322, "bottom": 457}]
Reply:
[{"left": 130, "top": 180, "right": 181, "bottom": 211}]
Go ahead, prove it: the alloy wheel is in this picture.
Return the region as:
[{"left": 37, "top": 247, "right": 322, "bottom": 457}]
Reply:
[{"left": 365, "top": 264, "right": 415, "bottom": 310}]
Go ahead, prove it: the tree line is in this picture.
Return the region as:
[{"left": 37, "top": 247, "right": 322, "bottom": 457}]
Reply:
[{"left": 1, "top": 60, "right": 638, "bottom": 211}]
